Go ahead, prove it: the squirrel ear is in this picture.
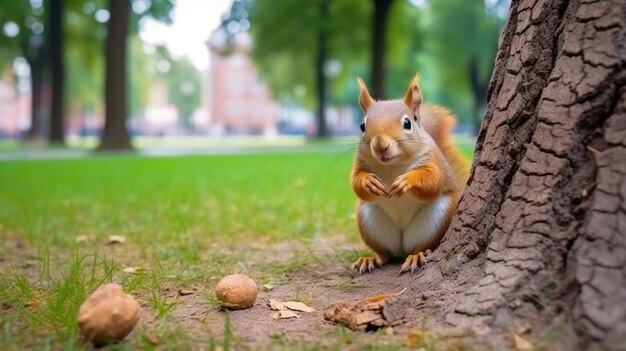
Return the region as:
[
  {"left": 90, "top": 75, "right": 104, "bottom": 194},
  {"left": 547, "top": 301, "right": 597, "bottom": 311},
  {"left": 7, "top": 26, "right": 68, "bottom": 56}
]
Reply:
[
  {"left": 357, "top": 78, "right": 374, "bottom": 112},
  {"left": 404, "top": 74, "right": 423, "bottom": 121}
]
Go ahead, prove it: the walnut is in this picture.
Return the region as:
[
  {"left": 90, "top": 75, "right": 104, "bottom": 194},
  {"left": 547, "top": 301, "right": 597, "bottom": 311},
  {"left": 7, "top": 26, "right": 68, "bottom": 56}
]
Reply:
[
  {"left": 77, "top": 283, "right": 140, "bottom": 345},
  {"left": 215, "top": 274, "right": 257, "bottom": 310}
]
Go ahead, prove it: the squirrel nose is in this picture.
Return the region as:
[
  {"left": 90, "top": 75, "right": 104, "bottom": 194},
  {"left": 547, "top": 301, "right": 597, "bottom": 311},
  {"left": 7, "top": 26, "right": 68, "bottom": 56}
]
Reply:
[{"left": 375, "top": 141, "right": 390, "bottom": 153}]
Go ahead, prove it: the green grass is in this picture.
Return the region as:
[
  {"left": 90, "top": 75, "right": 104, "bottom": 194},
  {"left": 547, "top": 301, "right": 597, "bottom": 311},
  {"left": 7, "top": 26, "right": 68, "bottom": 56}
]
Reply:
[{"left": 0, "top": 142, "right": 475, "bottom": 350}]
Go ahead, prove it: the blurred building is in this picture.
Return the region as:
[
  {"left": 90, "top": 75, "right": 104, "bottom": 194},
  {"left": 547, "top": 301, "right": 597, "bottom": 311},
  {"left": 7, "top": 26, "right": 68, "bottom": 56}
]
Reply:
[
  {"left": 207, "top": 30, "right": 277, "bottom": 136},
  {"left": 0, "top": 69, "right": 30, "bottom": 137}
]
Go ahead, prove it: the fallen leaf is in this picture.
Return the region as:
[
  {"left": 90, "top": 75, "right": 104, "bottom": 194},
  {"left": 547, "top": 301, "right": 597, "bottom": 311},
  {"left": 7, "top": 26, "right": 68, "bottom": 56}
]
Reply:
[
  {"left": 75, "top": 235, "right": 90, "bottom": 243},
  {"left": 122, "top": 266, "right": 145, "bottom": 274},
  {"left": 284, "top": 301, "right": 315, "bottom": 313},
  {"left": 404, "top": 330, "right": 424, "bottom": 347},
  {"left": 25, "top": 299, "right": 41, "bottom": 308},
  {"left": 178, "top": 289, "right": 194, "bottom": 296},
  {"left": 513, "top": 333, "right": 534, "bottom": 351},
  {"left": 273, "top": 310, "right": 299, "bottom": 319},
  {"left": 364, "top": 288, "right": 407, "bottom": 303},
  {"left": 106, "top": 235, "right": 126, "bottom": 244},
  {"left": 354, "top": 310, "right": 381, "bottom": 325},
  {"left": 268, "top": 299, "right": 285, "bottom": 311}
]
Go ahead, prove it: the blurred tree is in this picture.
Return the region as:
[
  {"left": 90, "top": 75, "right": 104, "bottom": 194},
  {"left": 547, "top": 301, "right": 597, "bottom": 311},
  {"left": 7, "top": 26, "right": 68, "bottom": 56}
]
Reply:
[
  {"left": 425, "top": 0, "right": 506, "bottom": 133},
  {"left": 0, "top": 1, "right": 48, "bottom": 140},
  {"left": 98, "top": 0, "right": 173, "bottom": 150},
  {"left": 99, "top": 0, "right": 131, "bottom": 150},
  {"left": 48, "top": 0, "right": 65, "bottom": 143},
  {"left": 233, "top": 0, "right": 368, "bottom": 137},
  {"left": 370, "top": 0, "right": 394, "bottom": 100},
  {"left": 158, "top": 55, "right": 201, "bottom": 130}
]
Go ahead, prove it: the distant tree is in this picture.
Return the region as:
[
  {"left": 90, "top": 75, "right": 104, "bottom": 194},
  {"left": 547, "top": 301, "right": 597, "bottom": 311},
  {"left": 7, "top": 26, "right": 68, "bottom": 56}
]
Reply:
[
  {"left": 98, "top": 0, "right": 173, "bottom": 150},
  {"left": 370, "top": 0, "right": 394, "bottom": 100},
  {"left": 48, "top": 0, "right": 65, "bottom": 144},
  {"left": 161, "top": 57, "right": 201, "bottom": 130},
  {"left": 99, "top": 0, "right": 132, "bottom": 150},
  {"left": 0, "top": 1, "right": 48, "bottom": 140},
  {"left": 426, "top": 0, "right": 507, "bottom": 132}
]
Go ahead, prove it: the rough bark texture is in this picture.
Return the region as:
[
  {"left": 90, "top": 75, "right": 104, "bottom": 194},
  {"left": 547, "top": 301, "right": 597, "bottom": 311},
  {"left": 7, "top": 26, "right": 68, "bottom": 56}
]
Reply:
[
  {"left": 98, "top": 0, "right": 132, "bottom": 150},
  {"left": 413, "top": 0, "right": 626, "bottom": 349}
]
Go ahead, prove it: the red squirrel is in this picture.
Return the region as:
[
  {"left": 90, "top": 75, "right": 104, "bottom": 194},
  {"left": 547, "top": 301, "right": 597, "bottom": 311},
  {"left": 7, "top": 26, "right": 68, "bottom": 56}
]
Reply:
[{"left": 351, "top": 74, "right": 470, "bottom": 274}]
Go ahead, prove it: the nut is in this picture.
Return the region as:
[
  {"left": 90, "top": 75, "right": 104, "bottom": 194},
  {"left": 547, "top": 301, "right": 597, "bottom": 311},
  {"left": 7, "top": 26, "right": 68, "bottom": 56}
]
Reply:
[
  {"left": 215, "top": 274, "right": 257, "bottom": 310},
  {"left": 77, "top": 283, "right": 140, "bottom": 345}
]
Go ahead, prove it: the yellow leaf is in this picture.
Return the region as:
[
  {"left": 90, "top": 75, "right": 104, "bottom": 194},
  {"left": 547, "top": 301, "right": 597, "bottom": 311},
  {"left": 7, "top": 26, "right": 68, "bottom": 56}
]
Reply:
[
  {"left": 513, "top": 333, "right": 533, "bottom": 351},
  {"left": 364, "top": 287, "right": 407, "bottom": 303},
  {"left": 107, "top": 235, "right": 126, "bottom": 244},
  {"left": 268, "top": 299, "right": 285, "bottom": 311},
  {"left": 284, "top": 301, "right": 315, "bottom": 313},
  {"left": 273, "top": 310, "right": 300, "bottom": 319},
  {"left": 122, "top": 266, "right": 145, "bottom": 274}
]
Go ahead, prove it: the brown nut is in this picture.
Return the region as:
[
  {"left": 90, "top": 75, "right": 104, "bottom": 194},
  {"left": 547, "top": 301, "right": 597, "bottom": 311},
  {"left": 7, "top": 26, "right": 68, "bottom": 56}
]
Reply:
[
  {"left": 77, "top": 283, "right": 141, "bottom": 345},
  {"left": 215, "top": 274, "right": 257, "bottom": 310}
]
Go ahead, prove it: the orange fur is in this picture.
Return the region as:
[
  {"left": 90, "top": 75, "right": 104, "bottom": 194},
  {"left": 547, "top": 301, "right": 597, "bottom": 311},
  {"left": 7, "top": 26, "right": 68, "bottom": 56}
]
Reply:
[{"left": 350, "top": 74, "right": 470, "bottom": 274}]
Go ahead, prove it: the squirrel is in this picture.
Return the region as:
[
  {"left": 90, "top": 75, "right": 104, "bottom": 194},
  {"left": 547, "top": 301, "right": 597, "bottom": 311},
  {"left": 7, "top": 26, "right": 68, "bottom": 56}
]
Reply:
[{"left": 351, "top": 74, "right": 470, "bottom": 274}]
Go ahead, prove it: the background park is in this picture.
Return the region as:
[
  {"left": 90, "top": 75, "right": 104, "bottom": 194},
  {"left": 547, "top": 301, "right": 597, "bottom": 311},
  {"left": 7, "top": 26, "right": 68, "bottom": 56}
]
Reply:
[{"left": 2, "top": 0, "right": 625, "bottom": 350}]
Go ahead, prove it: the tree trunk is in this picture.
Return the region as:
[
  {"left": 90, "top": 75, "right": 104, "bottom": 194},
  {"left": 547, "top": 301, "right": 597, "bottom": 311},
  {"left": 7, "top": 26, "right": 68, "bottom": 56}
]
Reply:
[
  {"left": 371, "top": 0, "right": 394, "bottom": 100},
  {"left": 25, "top": 49, "right": 44, "bottom": 141},
  {"left": 410, "top": 0, "right": 626, "bottom": 349},
  {"left": 99, "top": 0, "right": 132, "bottom": 150},
  {"left": 49, "top": 0, "right": 65, "bottom": 144},
  {"left": 314, "top": 0, "right": 330, "bottom": 138}
]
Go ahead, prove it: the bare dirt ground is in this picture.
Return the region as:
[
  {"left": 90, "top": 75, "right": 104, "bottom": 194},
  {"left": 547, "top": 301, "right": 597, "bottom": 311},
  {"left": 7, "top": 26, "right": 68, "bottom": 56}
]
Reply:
[{"left": 1, "top": 236, "right": 574, "bottom": 350}]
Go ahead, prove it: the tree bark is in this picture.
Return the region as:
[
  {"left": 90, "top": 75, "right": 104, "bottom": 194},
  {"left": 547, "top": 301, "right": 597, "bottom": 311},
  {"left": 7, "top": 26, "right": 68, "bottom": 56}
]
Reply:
[
  {"left": 99, "top": 0, "right": 132, "bottom": 150},
  {"left": 314, "top": 0, "right": 330, "bottom": 138},
  {"left": 49, "top": 0, "right": 65, "bottom": 144},
  {"left": 409, "top": 0, "right": 626, "bottom": 349},
  {"left": 371, "top": 0, "right": 394, "bottom": 100}
]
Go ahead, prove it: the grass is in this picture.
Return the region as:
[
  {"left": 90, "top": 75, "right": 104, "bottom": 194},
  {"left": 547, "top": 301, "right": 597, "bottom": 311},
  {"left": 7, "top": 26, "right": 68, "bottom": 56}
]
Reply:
[{"left": 0, "top": 140, "right": 475, "bottom": 350}]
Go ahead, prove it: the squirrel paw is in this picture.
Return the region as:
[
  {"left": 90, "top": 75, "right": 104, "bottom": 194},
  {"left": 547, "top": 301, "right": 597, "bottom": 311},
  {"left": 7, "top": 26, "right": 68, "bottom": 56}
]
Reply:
[
  {"left": 388, "top": 175, "right": 411, "bottom": 197},
  {"left": 352, "top": 256, "right": 385, "bottom": 274},
  {"left": 362, "top": 173, "right": 388, "bottom": 197},
  {"left": 399, "top": 252, "right": 427, "bottom": 275}
]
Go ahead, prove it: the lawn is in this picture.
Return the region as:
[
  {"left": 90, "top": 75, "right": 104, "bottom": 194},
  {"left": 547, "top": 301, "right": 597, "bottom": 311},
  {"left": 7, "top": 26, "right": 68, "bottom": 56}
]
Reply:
[{"left": 0, "top": 142, "right": 475, "bottom": 350}]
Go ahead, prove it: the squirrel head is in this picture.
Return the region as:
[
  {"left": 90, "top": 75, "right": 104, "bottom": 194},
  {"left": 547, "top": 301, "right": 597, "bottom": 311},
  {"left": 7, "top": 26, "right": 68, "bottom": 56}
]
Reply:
[{"left": 357, "top": 74, "right": 434, "bottom": 166}]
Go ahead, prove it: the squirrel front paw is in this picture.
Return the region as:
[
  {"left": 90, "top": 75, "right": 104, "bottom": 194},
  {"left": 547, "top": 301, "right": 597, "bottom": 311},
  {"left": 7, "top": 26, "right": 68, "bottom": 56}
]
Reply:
[
  {"left": 388, "top": 174, "right": 411, "bottom": 197},
  {"left": 361, "top": 173, "right": 388, "bottom": 197}
]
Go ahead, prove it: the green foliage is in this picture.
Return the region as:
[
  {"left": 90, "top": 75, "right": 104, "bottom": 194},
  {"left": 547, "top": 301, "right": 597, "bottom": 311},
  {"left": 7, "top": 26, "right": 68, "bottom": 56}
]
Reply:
[
  {"left": 155, "top": 53, "right": 202, "bottom": 127},
  {"left": 248, "top": 0, "right": 369, "bottom": 108}
]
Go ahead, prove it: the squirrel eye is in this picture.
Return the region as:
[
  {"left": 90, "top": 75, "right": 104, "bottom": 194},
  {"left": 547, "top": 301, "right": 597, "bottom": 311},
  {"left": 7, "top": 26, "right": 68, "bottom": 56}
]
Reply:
[
  {"left": 402, "top": 116, "right": 412, "bottom": 130},
  {"left": 359, "top": 121, "right": 365, "bottom": 133}
]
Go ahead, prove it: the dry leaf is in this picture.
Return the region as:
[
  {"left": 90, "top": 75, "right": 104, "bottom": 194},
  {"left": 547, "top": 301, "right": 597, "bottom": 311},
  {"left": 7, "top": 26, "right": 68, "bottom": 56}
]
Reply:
[
  {"left": 268, "top": 299, "right": 285, "bottom": 311},
  {"left": 75, "top": 235, "right": 90, "bottom": 243},
  {"left": 513, "top": 333, "right": 533, "bottom": 351},
  {"left": 404, "top": 330, "right": 424, "bottom": 347},
  {"left": 122, "top": 266, "right": 145, "bottom": 274},
  {"left": 106, "top": 235, "right": 126, "bottom": 244},
  {"left": 273, "top": 310, "right": 299, "bottom": 319},
  {"left": 25, "top": 299, "right": 41, "bottom": 308},
  {"left": 178, "top": 289, "right": 194, "bottom": 296},
  {"left": 284, "top": 301, "right": 315, "bottom": 313},
  {"left": 364, "top": 288, "right": 407, "bottom": 303}
]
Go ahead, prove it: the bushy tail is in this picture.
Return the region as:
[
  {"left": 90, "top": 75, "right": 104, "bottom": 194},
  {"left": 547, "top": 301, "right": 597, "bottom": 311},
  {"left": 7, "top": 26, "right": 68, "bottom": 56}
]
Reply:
[{"left": 421, "top": 105, "right": 471, "bottom": 191}]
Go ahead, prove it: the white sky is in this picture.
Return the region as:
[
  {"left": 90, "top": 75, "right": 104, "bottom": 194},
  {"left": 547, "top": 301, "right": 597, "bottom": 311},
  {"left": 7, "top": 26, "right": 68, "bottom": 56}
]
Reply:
[{"left": 139, "top": 0, "right": 234, "bottom": 71}]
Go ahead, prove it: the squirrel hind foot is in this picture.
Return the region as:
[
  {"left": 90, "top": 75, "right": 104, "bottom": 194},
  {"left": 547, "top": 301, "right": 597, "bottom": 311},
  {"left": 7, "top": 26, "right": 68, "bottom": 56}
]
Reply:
[
  {"left": 352, "top": 256, "right": 385, "bottom": 275},
  {"left": 399, "top": 252, "right": 427, "bottom": 275}
]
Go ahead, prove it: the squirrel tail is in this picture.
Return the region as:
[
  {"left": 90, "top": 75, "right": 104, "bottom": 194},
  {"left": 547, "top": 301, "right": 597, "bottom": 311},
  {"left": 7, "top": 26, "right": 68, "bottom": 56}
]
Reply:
[{"left": 421, "top": 105, "right": 471, "bottom": 191}]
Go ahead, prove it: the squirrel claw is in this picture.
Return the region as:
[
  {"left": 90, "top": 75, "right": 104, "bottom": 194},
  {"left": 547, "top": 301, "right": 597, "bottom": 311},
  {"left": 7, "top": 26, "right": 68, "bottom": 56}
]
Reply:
[
  {"left": 399, "top": 252, "right": 427, "bottom": 275},
  {"left": 352, "top": 256, "right": 384, "bottom": 274}
]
